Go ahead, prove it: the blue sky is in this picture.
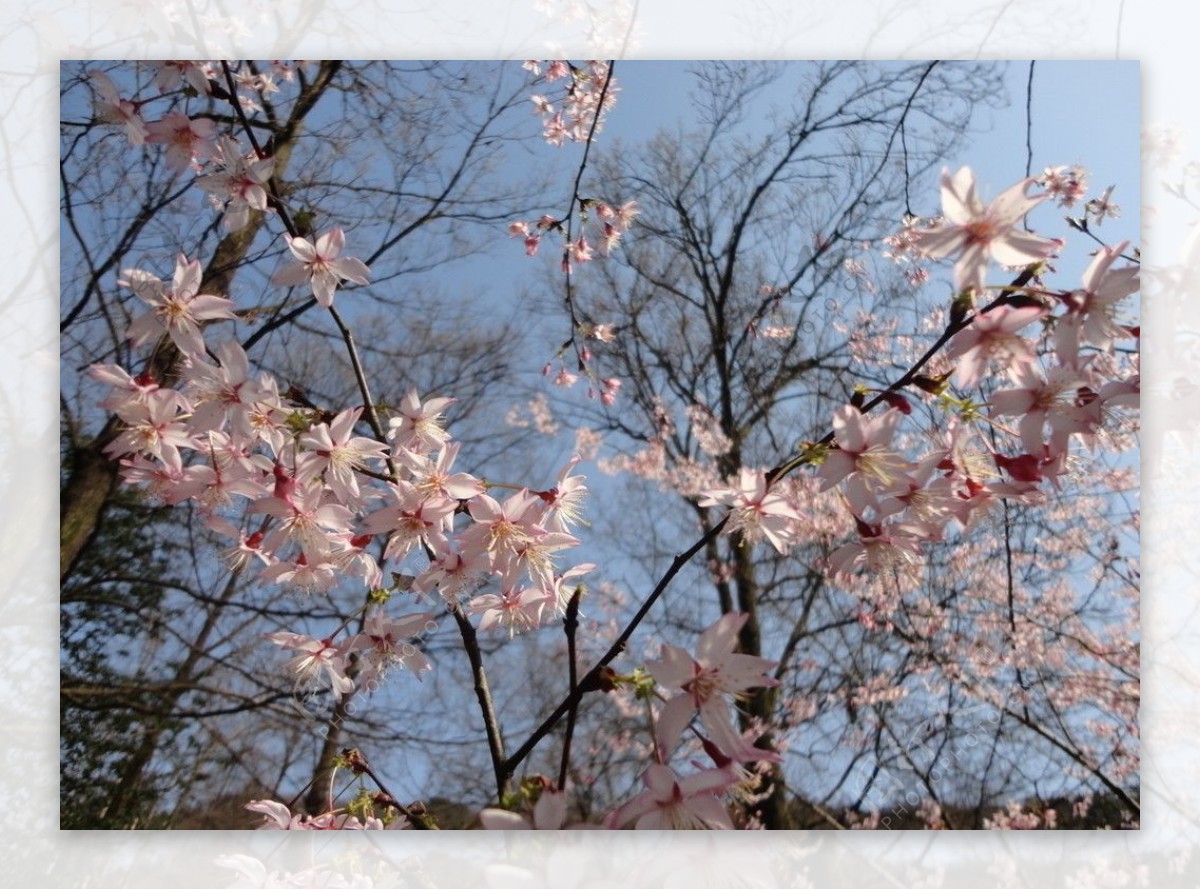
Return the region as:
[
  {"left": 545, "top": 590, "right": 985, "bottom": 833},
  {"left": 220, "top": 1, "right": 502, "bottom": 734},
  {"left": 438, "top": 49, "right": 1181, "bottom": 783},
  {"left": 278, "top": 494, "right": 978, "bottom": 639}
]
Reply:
[{"left": 452, "top": 60, "right": 1140, "bottom": 322}]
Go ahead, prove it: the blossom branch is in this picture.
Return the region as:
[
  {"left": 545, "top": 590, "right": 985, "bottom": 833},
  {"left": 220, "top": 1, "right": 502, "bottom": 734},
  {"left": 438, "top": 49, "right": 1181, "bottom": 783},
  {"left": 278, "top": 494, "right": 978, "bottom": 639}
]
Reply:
[
  {"left": 505, "top": 265, "right": 1050, "bottom": 777},
  {"left": 503, "top": 517, "right": 727, "bottom": 776},
  {"left": 343, "top": 748, "right": 438, "bottom": 829},
  {"left": 558, "top": 61, "right": 616, "bottom": 359},
  {"left": 326, "top": 304, "right": 397, "bottom": 478}
]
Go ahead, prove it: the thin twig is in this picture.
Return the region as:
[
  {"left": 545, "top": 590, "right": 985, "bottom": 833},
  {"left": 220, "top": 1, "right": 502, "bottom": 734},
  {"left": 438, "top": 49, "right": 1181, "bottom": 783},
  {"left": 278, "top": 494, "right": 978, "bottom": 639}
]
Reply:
[
  {"left": 348, "top": 749, "right": 438, "bottom": 829},
  {"left": 556, "top": 61, "right": 617, "bottom": 364},
  {"left": 451, "top": 602, "right": 509, "bottom": 801},
  {"left": 557, "top": 586, "right": 584, "bottom": 791},
  {"left": 326, "top": 304, "right": 398, "bottom": 479}
]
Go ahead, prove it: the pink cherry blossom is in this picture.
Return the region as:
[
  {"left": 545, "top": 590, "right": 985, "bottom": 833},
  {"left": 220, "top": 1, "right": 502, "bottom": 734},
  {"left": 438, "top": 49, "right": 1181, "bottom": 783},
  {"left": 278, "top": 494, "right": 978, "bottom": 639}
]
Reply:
[
  {"left": 246, "top": 799, "right": 306, "bottom": 830},
  {"left": 258, "top": 555, "right": 340, "bottom": 592},
  {"left": 826, "top": 516, "right": 934, "bottom": 583},
  {"left": 872, "top": 452, "right": 961, "bottom": 527},
  {"left": 1056, "top": 240, "right": 1139, "bottom": 360},
  {"left": 88, "top": 70, "right": 147, "bottom": 145},
  {"left": 946, "top": 303, "right": 1048, "bottom": 390},
  {"left": 989, "top": 364, "right": 1088, "bottom": 455},
  {"left": 104, "top": 388, "right": 196, "bottom": 465},
  {"left": 330, "top": 532, "right": 384, "bottom": 590},
  {"left": 468, "top": 584, "right": 553, "bottom": 635},
  {"left": 817, "top": 406, "right": 912, "bottom": 515},
  {"left": 536, "top": 453, "right": 589, "bottom": 533},
  {"left": 182, "top": 339, "right": 267, "bottom": 440},
  {"left": 345, "top": 610, "right": 436, "bottom": 684},
  {"left": 461, "top": 490, "right": 541, "bottom": 570},
  {"left": 399, "top": 442, "right": 485, "bottom": 503},
  {"left": 413, "top": 541, "right": 489, "bottom": 601},
  {"left": 118, "top": 449, "right": 209, "bottom": 505},
  {"left": 607, "top": 764, "right": 736, "bottom": 830},
  {"left": 648, "top": 612, "right": 780, "bottom": 762},
  {"left": 272, "top": 227, "right": 370, "bottom": 307},
  {"left": 511, "top": 528, "right": 581, "bottom": 588},
  {"left": 245, "top": 799, "right": 407, "bottom": 831},
  {"left": 195, "top": 136, "right": 276, "bottom": 232},
  {"left": 362, "top": 480, "right": 455, "bottom": 562},
  {"left": 596, "top": 199, "right": 640, "bottom": 231},
  {"left": 1036, "top": 164, "right": 1088, "bottom": 208},
  {"left": 265, "top": 631, "right": 355, "bottom": 697},
  {"left": 1085, "top": 185, "right": 1120, "bottom": 224},
  {"left": 122, "top": 255, "right": 238, "bottom": 357},
  {"left": 387, "top": 389, "right": 455, "bottom": 455},
  {"left": 912, "top": 166, "right": 1060, "bottom": 294},
  {"left": 144, "top": 111, "right": 218, "bottom": 173},
  {"left": 568, "top": 235, "right": 594, "bottom": 267},
  {"left": 208, "top": 522, "right": 271, "bottom": 572},
  {"left": 479, "top": 790, "right": 580, "bottom": 830},
  {"left": 542, "top": 562, "right": 596, "bottom": 613},
  {"left": 186, "top": 433, "right": 272, "bottom": 511},
  {"left": 599, "top": 377, "right": 622, "bottom": 406},
  {"left": 296, "top": 406, "right": 389, "bottom": 503},
  {"left": 253, "top": 476, "right": 356, "bottom": 564},
  {"left": 699, "top": 468, "right": 801, "bottom": 554},
  {"left": 89, "top": 364, "right": 169, "bottom": 413},
  {"left": 552, "top": 366, "right": 578, "bottom": 386},
  {"left": 149, "top": 60, "right": 213, "bottom": 95}
]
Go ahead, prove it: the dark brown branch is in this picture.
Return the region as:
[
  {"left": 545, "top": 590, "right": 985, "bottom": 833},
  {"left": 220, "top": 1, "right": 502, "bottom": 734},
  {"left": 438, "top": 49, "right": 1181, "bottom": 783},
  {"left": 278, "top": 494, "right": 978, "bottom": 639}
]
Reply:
[
  {"left": 557, "top": 586, "right": 584, "bottom": 791},
  {"left": 502, "top": 515, "right": 727, "bottom": 777},
  {"left": 451, "top": 603, "right": 509, "bottom": 801}
]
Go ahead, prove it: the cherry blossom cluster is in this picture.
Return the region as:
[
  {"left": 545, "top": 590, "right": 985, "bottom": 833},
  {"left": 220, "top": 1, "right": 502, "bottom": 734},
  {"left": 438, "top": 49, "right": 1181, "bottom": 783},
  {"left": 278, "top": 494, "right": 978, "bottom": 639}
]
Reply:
[
  {"left": 89, "top": 63, "right": 221, "bottom": 171},
  {"left": 88, "top": 59, "right": 627, "bottom": 828},
  {"left": 1036, "top": 164, "right": 1122, "bottom": 227},
  {"left": 511, "top": 61, "right": 640, "bottom": 410},
  {"left": 245, "top": 609, "right": 784, "bottom": 831},
  {"left": 471, "top": 611, "right": 782, "bottom": 830},
  {"left": 87, "top": 65, "right": 601, "bottom": 700},
  {"left": 88, "top": 62, "right": 217, "bottom": 149},
  {"left": 1036, "top": 163, "right": 1089, "bottom": 208},
  {"left": 522, "top": 59, "right": 618, "bottom": 147},
  {"left": 96, "top": 63, "right": 369, "bottom": 298},
  {"left": 981, "top": 800, "right": 1059, "bottom": 829},
  {"left": 509, "top": 199, "right": 639, "bottom": 264},
  {"left": 93, "top": 296, "right": 600, "bottom": 698},
  {"left": 696, "top": 167, "right": 1138, "bottom": 611},
  {"left": 194, "top": 135, "right": 275, "bottom": 232},
  {"left": 881, "top": 217, "right": 933, "bottom": 287},
  {"left": 87, "top": 62, "right": 316, "bottom": 238},
  {"left": 246, "top": 797, "right": 409, "bottom": 830},
  {"left": 514, "top": 215, "right": 630, "bottom": 402}
]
